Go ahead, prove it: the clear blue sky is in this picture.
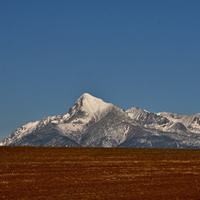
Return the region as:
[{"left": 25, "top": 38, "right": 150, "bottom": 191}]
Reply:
[{"left": 1, "top": 0, "right": 200, "bottom": 138}]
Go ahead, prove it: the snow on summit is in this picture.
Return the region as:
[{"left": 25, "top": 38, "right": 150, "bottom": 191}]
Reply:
[{"left": 78, "top": 93, "right": 113, "bottom": 117}]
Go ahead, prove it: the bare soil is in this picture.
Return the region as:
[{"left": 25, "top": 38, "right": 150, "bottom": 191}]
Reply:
[{"left": 0, "top": 146, "right": 200, "bottom": 200}]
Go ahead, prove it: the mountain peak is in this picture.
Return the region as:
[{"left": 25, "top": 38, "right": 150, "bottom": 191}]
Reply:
[
  {"left": 80, "top": 92, "right": 94, "bottom": 99},
  {"left": 77, "top": 93, "right": 113, "bottom": 115},
  {"left": 66, "top": 93, "right": 113, "bottom": 121}
]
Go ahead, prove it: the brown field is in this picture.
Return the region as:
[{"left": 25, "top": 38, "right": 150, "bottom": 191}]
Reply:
[{"left": 0, "top": 146, "right": 200, "bottom": 200}]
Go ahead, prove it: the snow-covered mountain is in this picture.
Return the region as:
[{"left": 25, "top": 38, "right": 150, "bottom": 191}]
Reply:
[{"left": 1, "top": 93, "right": 200, "bottom": 148}]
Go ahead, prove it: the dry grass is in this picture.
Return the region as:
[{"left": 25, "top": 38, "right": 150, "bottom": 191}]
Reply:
[{"left": 0, "top": 146, "right": 200, "bottom": 199}]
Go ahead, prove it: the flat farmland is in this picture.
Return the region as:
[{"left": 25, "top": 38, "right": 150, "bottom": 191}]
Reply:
[{"left": 0, "top": 146, "right": 200, "bottom": 200}]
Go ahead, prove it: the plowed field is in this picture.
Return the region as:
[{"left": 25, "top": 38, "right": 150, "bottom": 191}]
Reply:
[{"left": 0, "top": 146, "right": 200, "bottom": 199}]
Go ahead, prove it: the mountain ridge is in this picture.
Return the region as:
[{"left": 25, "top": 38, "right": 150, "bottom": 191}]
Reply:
[{"left": 1, "top": 93, "right": 200, "bottom": 148}]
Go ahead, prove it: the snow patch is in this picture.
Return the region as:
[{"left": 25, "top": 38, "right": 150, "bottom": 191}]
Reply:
[{"left": 79, "top": 93, "right": 113, "bottom": 119}]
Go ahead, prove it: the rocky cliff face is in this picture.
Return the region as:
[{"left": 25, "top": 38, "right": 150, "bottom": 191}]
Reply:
[{"left": 1, "top": 93, "right": 200, "bottom": 149}]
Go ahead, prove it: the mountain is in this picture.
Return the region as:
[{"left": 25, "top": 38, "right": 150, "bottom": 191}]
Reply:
[{"left": 1, "top": 93, "right": 200, "bottom": 149}]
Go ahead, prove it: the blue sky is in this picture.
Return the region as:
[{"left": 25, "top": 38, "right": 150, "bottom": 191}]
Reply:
[{"left": 1, "top": 0, "right": 200, "bottom": 138}]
